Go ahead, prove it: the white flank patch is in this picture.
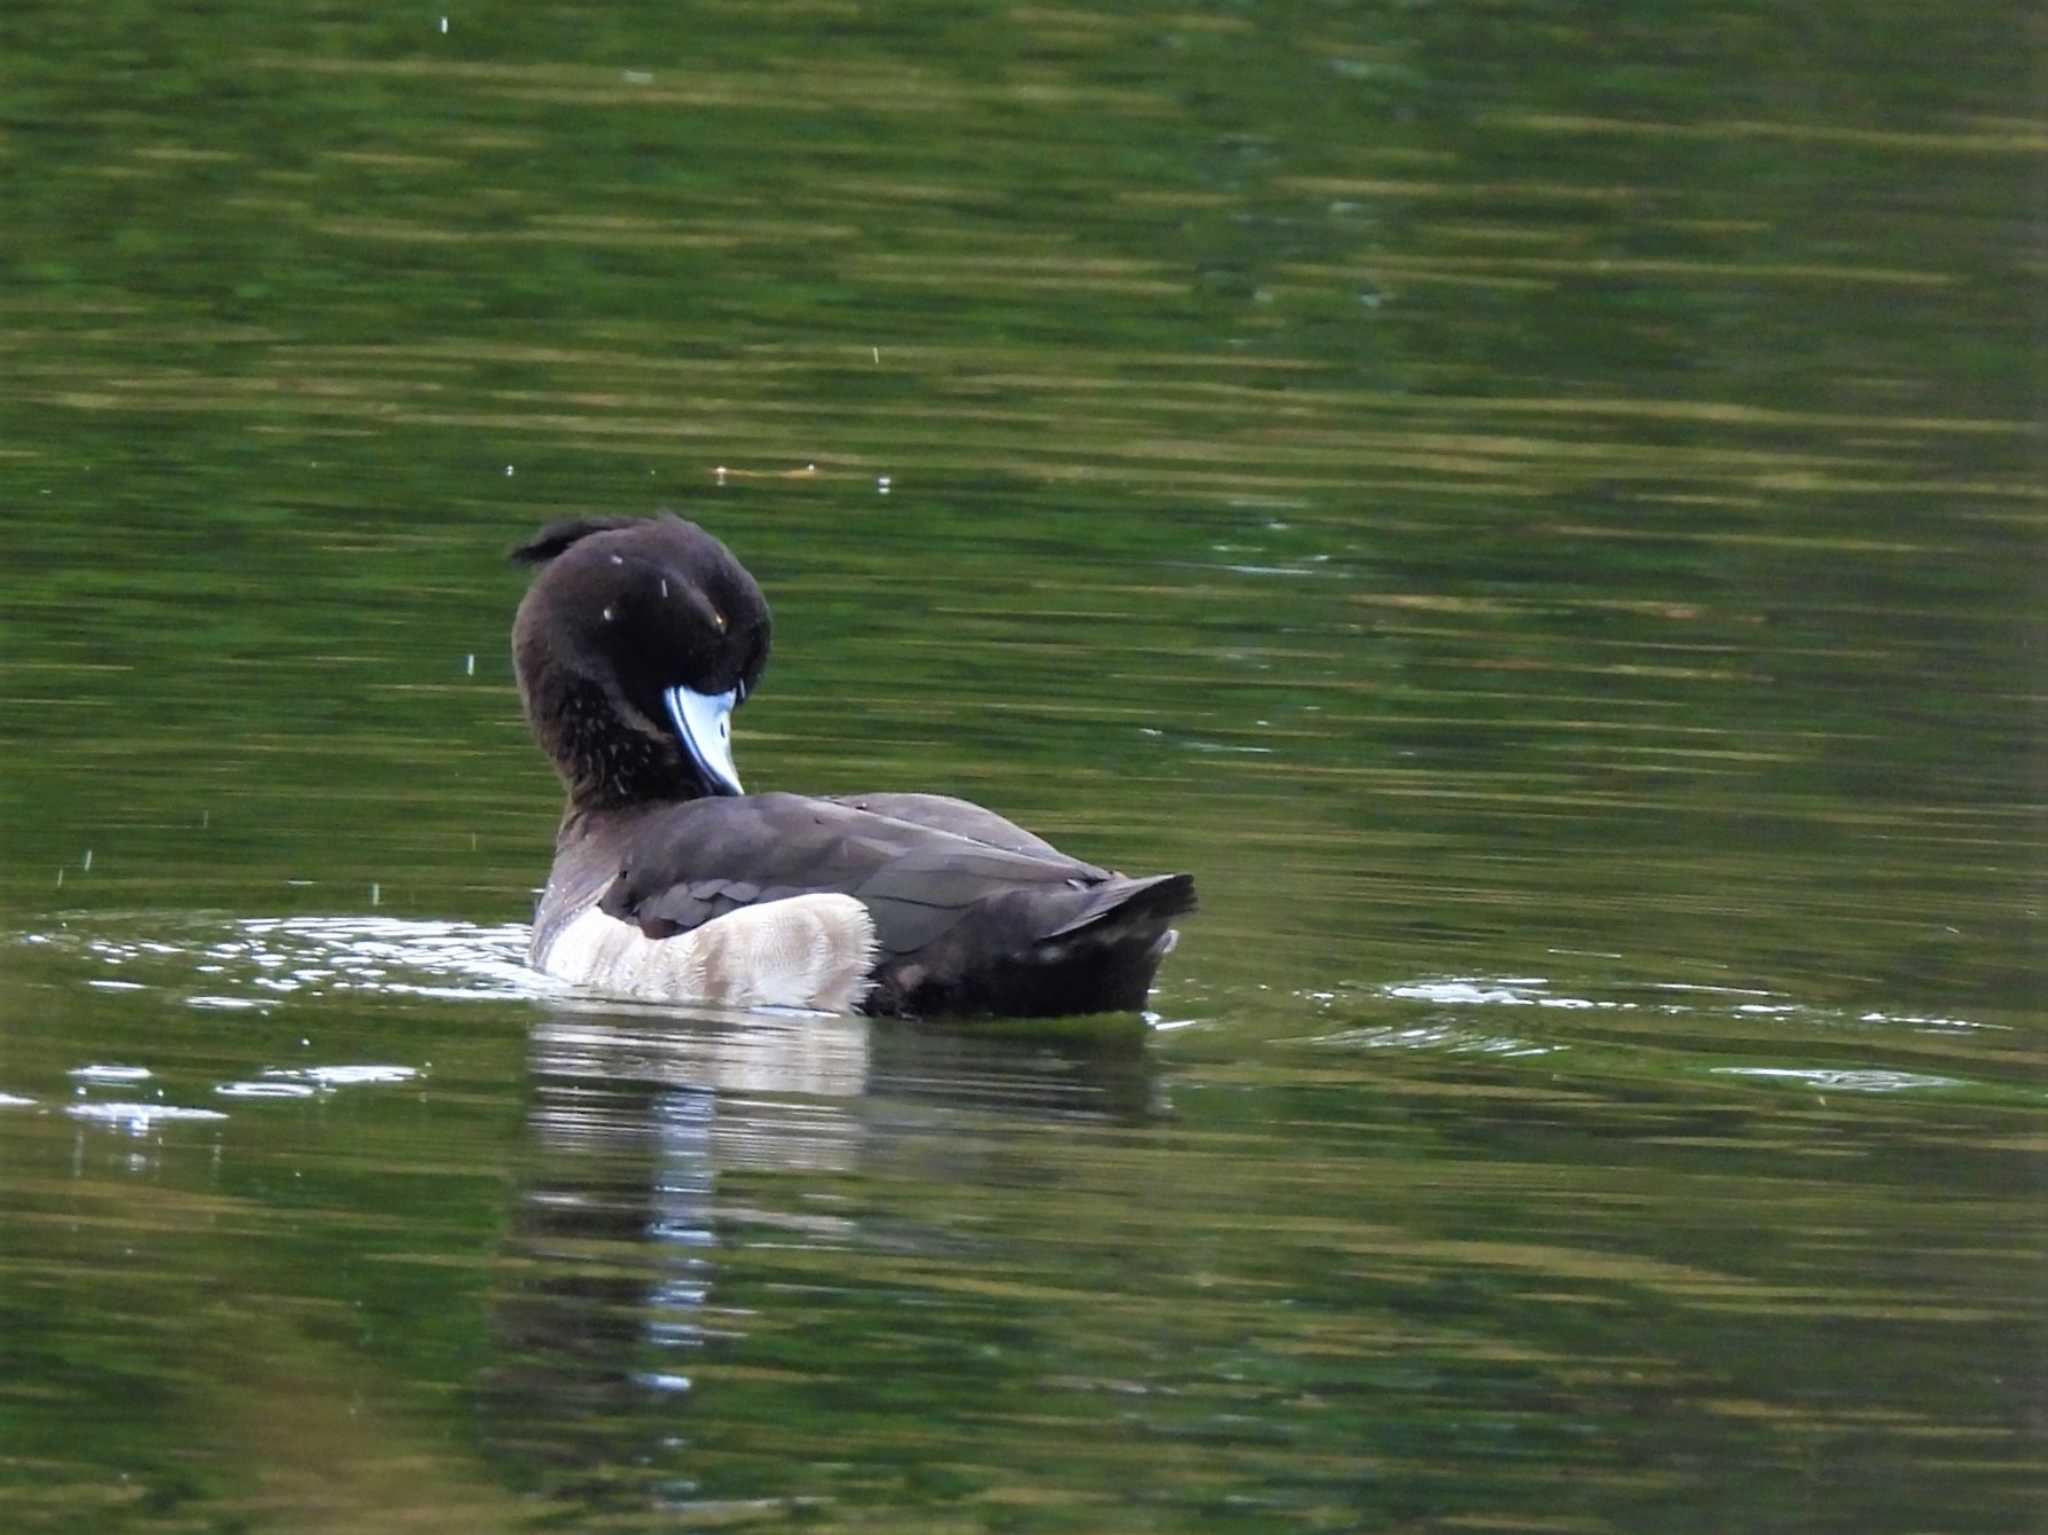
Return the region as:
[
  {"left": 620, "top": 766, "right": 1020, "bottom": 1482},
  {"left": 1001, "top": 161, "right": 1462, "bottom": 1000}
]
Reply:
[{"left": 538, "top": 895, "right": 877, "bottom": 1013}]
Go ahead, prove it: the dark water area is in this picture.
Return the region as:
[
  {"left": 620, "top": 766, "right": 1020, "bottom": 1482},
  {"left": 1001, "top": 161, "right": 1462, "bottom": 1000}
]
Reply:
[{"left": 2, "top": 2, "right": 2043, "bottom": 1530}]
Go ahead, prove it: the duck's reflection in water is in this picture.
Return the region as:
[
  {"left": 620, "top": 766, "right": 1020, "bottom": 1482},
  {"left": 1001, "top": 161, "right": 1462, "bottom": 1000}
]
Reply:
[{"left": 476, "top": 1004, "right": 1156, "bottom": 1512}]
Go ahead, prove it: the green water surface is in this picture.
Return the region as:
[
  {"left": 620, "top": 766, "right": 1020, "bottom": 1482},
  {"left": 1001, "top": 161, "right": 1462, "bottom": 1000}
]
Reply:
[{"left": 1, "top": 2, "right": 2042, "bottom": 1531}]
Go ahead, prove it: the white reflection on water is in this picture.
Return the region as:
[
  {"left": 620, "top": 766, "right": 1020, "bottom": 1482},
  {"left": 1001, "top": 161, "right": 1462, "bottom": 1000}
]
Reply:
[
  {"left": 503, "top": 1011, "right": 877, "bottom": 1432},
  {"left": 1384, "top": 977, "right": 1631, "bottom": 1010},
  {"left": 1270, "top": 973, "right": 2002, "bottom": 1097},
  {"left": 227, "top": 916, "right": 545, "bottom": 1000},
  {"left": 1709, "top": 1067, "right": 1964, "bottom": 1094},
  {"left": 69, "top": 1064, "right": 153, "bottom": 1083},
  {"left": 529, "top": 1015, "right": 868, "bottom": 1175},
  {"left": 1856, "top": 1010, "right": 2008, "bottom": 1032},
  {"left": 1382, "top": 974, "right": 1996, "bottom": 1039},
  {"left": 31, "top": 914, "right": 549, "bottom": 1004},
  {"left": 533, "top": 1016, "right": 867, "bottom": 1104},
  {"left": 14, "top": 917, "right": 505, "bottom": 1140},
  {"left": 66, "top": 1101, "right": 229, "bottom": 1131},
  {"left": 216, "top": 1064, "right": 421, "bottom": 1099},
  {"left": 273, "top": 1063, "right": 419, "bottom": 1087},
  {"left": 1298, "top": 1021, "right": 1565, "bottom": 1057}
]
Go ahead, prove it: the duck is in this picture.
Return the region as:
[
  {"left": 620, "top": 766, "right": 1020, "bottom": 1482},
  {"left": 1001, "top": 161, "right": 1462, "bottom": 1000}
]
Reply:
[{"left": 510, "top": 513, "right": 1196, "bottom": 1018}]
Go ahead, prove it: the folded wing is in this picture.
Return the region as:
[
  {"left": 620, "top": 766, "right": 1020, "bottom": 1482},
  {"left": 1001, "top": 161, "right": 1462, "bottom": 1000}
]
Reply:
[{"left": 599, "top": 792, "right": 1105, "bottom": 950}]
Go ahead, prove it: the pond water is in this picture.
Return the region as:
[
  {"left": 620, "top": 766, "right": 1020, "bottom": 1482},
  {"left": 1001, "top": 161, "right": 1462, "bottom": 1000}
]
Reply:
[{"left": 2, "top": 2, "right": 2042, "bottom": 1530}]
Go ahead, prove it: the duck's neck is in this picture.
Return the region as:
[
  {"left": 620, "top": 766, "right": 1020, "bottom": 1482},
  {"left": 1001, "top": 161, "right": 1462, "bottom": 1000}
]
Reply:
[{"left": 535, "top": 676, "right": 705, "bottom": 821}]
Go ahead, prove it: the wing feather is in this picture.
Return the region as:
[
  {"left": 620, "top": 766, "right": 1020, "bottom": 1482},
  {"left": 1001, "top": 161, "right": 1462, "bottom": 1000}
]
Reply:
[{"left": 597, "top": 792, "right": 1113, "bottom": 955}]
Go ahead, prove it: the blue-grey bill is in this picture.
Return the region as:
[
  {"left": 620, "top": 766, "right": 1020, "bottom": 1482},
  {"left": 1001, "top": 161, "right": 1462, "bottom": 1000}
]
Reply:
[{"left": 664, "top": 685, "right": 742, "bottom": 796}]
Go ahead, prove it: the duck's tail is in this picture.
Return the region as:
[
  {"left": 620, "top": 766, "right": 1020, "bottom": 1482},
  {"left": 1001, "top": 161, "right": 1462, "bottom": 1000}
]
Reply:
[
  {"left": 866, "top": 871, "right": 1197, "bottom": 1020},
  {"left": 1044, "top": 871, "right": 1197, "bottom": 941},
  {"left": 1010, "top": 871, "right": 1197, "bottom": 1017}
]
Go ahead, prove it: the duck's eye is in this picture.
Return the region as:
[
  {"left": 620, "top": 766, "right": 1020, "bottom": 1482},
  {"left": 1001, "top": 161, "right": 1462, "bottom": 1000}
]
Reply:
[{"left": 711, "top": 609, "right": 728, "bottom": 634}]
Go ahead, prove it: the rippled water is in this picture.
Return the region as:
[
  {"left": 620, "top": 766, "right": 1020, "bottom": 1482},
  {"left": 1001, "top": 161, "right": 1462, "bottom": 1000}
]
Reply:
[
  {"left": 3, "top": 0, "right": 2043, "bottom": 1530},
  {"left": 8, "top": 906, "right": 2040, "bottom": 1526}
]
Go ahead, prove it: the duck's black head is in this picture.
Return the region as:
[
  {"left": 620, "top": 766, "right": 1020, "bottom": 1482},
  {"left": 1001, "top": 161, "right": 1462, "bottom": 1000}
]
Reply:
[{"left": 510, "top": 513, "right": 770, "bottom": 812}]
